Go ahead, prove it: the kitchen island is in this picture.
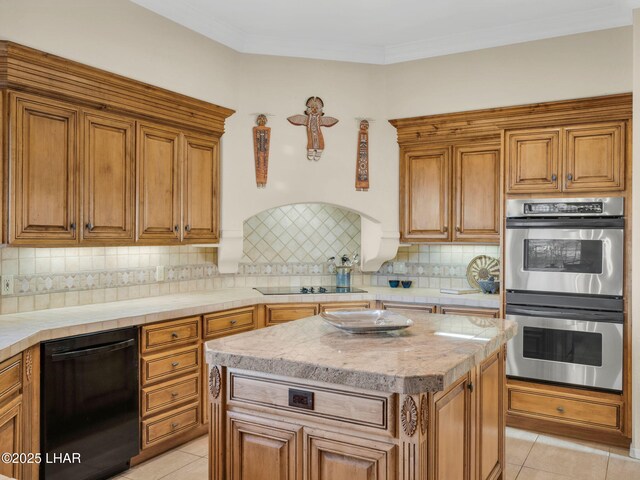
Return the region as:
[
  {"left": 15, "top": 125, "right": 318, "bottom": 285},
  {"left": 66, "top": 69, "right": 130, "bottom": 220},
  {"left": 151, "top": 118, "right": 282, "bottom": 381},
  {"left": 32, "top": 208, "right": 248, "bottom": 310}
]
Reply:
[{"left": 205, "top": 311, "right": 516, "bottom": 480}]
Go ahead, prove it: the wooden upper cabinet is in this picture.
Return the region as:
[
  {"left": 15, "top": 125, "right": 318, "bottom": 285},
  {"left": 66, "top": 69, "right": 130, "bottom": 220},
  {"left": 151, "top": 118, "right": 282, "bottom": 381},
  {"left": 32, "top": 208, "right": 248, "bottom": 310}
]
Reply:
[
  {"left": 564, "top": 122, "right": 625, "bottom": 192},
  {"left": 505, "top": 128, "right": 560, "bottom": 194},
  {"left": 81, "top": 111, "right": 135, "bottom": 243},
  {"left": 137, "top": 123, "right": 182, "bottom": 244},
  {"left": 9, "top": 92, "right": 78, "bottom": 245},
  {"left": 401, "top": 147, "right": 451, "bottom": 242},
  {"left": 453, "top": 144, "right": 500, "bottom": 242},
  {"left": 182, "top": 134, "right": 219, "bottom": 243}
]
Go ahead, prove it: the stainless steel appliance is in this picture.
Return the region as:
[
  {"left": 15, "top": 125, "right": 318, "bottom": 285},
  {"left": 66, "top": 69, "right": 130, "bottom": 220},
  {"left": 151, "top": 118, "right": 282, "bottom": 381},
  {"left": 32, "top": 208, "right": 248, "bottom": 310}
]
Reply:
[
  {"left": 505, "top": 197, "right": 624, "bottom": 297},
  {"left": 505, "top": 197, "right": 624, "bottom": 391}
]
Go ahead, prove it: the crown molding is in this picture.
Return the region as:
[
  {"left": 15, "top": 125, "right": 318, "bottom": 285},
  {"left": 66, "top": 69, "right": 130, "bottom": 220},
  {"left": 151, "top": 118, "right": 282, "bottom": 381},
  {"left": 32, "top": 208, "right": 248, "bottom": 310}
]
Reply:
[{"left": 131, "top": 1, "right": 635, "bottom": 65}]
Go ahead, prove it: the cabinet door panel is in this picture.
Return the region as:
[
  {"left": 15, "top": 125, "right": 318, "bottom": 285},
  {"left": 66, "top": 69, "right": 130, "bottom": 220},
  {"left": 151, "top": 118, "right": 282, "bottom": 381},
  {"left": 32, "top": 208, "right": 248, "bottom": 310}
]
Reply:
[
  {"left": 0, "top": 396, "right": 22, "bottom": 479},
  {"left": 453, "top": 144, "right": 499, "bottom": 242},
  {"left": 477, "top": 350, "right": 503, "bottom": 480},
  {"left": 306, "top": 432, "right": 393, "bottom": 480},
  {"left": 505, "top": 129, "right": 560, "bottom": 194},
  {"left": 137, "top": 123, "right": 181, "bottom": 243},
  {"left": 228, "top": 414, "right": 301, "bottom": 480},
  {"left": 183, "top": 134, "right": 219, "bottom": 243},
  {"left": 10, "top": 93, "right": 78, "bottom": 244},
  {"left": 401, "top": 147, "right": 450, "bottom": 241},
  {"left": 433, "top": 374, "right": 470, "bottom": 480},
  {"left": 82, "top": 111, "right": 135, "bottom": 243},
  {"left": 564, "top": 122, "right": 625, "bottom": 192}
]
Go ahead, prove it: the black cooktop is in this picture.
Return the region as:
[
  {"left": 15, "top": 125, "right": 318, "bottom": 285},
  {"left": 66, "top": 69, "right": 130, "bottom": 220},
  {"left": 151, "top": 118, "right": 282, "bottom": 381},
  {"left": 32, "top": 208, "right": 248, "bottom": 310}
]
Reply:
[{"left": 254, "top": 287, "right": 368, "bottom": 295}]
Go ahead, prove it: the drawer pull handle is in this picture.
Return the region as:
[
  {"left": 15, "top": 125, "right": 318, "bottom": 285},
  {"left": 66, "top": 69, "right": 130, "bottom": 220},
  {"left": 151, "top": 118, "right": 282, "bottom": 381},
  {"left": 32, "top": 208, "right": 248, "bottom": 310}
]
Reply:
[
  {"left": 171, "top": 392, "right": 179, "bottom": 398},
  {"left": 171, "top": 422, "right": 179, "bottom": 429},
  {"left": 171, "top": 332, "right": 179, "bottom": 339},
  {"left": 230, "top": 320, "right": 237, "bottom": 325},
  {"left": 557, "top": 406, "right": 565, "bottom": 413},
  {"left": 171, "top": 362, "right": 179, "bottom": 367}
]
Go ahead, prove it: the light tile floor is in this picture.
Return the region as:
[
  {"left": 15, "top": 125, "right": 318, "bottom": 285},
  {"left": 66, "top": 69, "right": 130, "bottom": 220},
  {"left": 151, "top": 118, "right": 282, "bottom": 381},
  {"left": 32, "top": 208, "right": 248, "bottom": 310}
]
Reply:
[{"left": 111, "top": 428, "right": 640, "bottom": 479}]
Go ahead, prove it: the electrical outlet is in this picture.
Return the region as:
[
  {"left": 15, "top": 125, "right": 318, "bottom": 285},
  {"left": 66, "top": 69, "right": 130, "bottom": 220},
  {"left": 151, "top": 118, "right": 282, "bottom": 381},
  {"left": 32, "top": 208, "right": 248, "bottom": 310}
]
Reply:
[
  {"left": 1, "top": 275, "right": 14, "bottom": 296},
  {"left": 155, "top": 266, "right": 165, "bottom": 282},
  {"left": 392, "top": 262, "right": 407, "bottom": 274}
]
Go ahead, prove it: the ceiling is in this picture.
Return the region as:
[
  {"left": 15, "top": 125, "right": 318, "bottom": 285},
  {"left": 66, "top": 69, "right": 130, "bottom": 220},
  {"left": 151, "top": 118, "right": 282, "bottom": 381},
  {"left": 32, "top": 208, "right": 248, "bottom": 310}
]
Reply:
[{"left": 131, "top": 0, "right": 640, "bottom": 64}]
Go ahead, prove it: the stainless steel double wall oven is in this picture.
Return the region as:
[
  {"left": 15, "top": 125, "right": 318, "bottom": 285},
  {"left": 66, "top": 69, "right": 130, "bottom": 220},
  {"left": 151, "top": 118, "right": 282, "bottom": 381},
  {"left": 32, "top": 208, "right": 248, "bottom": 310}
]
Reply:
[{"left": 505, "top": 197, "right": 624, "bottom": 391}]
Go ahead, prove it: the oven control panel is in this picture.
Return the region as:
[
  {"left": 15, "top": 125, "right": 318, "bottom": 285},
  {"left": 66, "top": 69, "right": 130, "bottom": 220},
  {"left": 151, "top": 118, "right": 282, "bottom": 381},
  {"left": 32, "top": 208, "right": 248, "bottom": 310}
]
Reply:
[{"left": 523, "top": 202, "right": 603, "bottom": 215}]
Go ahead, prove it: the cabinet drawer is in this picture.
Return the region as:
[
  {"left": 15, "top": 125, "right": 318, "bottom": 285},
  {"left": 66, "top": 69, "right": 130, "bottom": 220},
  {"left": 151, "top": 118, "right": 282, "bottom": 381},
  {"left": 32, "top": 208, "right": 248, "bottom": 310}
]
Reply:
[
  {"left": 439, "top": 306, "right": 499, "bottom": 318},
  {"left": 319, "top": 302, "right": 371, "bottom": 313},
  {"left": 141, "top": 401, "right": 200, "bottom": 449},
  {"left": 229, "top": 372, "right": 390, "bottom": 431},
  {"left": 141, "top": 372, "right": 200, "bottom": 417},
  {"left": 380, "top": 301, "right": 437, "bottom": 313},
  {"left": 204, "top": 307, "right": 255, "bottom": 339},
  {"left": 142, "top": 345, "right": 200, "bottom": 385},
  {"left": 0, "top": 355, "right": 22, "bottom": 401},
  {"left": 508, "top": 389, "right": 620, "bottom": 429},
  {"left": 265, "top": 303, "right": 318, "bottom": 326},
  {"left": 141, "top": 316, "right": 200, "bottom": 353}
]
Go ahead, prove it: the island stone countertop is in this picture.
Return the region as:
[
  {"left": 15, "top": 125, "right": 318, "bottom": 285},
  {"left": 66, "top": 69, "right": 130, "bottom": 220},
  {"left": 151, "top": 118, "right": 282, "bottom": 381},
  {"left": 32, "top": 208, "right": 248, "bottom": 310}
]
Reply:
[
  {"left": 206, "top": 312, "right": 516, "bottom": 394},
  {"left": 0, "top": 286, "right": 499, "bottom": 362}
]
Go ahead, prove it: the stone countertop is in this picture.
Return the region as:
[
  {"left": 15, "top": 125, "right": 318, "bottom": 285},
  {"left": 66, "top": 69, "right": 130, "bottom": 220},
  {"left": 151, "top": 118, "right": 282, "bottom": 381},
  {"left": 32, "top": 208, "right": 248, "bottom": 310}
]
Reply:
[
  {"left": 0, "top": 286, "right": 499, "bottom": 362},
  {"left": 206, "top": 312, "right": 516, "bottom": 394}
]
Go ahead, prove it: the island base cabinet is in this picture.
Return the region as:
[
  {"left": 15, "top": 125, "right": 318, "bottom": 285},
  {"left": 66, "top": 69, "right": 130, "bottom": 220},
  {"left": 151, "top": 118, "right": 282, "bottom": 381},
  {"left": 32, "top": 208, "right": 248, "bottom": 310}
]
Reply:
[{"left": 209, "top": 348, "right": 505, "bottom": 480}]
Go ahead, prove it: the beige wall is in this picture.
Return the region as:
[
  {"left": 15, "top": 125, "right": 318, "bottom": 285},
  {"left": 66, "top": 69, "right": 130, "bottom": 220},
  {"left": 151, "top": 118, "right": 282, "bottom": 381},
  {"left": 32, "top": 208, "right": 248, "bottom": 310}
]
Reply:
[{"left": 385, "top": 27, "right": 633, "bottom": 119}]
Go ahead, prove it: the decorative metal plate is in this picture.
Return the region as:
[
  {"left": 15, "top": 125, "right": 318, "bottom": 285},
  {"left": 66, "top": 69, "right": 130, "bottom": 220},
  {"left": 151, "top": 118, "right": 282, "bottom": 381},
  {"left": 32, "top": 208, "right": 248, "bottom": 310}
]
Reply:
[
  {"left": 320, "top": 309, "right": 413, "bottom": 334},
  {"left": 466, "top": 255, "right": 500, "bottom": 289}
]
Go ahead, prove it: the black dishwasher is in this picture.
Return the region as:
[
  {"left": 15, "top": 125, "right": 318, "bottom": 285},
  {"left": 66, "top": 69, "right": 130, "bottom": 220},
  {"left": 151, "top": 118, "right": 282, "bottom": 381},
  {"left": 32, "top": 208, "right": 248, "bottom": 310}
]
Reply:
[{"left": 41, "top": 327, "right": 139, "bottom": 480}]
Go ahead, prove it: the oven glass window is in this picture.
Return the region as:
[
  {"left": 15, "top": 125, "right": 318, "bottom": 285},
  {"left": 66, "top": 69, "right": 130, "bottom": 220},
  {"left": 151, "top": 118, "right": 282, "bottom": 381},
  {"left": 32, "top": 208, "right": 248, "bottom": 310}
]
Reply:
[
  {"left": 522, "top": 327, "right": 602, "bottom": 366},
  {"left": 523, "top": 239, "right": 603, "bottom": 273}
]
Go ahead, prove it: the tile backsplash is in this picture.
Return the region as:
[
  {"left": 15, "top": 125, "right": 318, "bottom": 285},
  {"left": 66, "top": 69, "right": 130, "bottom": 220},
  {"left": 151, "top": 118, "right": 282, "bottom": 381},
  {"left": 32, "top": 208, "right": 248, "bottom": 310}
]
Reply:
[
  {"left": 0, "top": 246, "right": 217, "bottom": 314},
  {"left": 0, "top": 204, "right": 500, "bottom": 315},
  {"left": 242, "top": 204, "right": 360, "bottom": 264}
]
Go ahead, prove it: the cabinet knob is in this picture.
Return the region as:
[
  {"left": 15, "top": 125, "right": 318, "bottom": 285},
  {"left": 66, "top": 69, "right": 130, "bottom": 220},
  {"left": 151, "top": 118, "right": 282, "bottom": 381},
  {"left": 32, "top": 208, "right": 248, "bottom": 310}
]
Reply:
[
  {"left": 230, "top": 319, "right": 237, "bottom": 325},
  {"left": 443, "top": 226, "right": 448, "bottom": 233},
  {"left": 455, "top": 226, "right": 460, "bottom": 232},
  {"left": 86, "top": 222, "right": 93, "bottom": 231},
  {"left": 467, "top": 382, "right": 474, "bottom": 392},
  {"left": 171, "top": 361, "right": 179, "bottom": 367},
  {"left": 174, "top": 225, "right": 179, "bottom": 233},
  {"left": 70, "top": 222, "right": 76, "bottom": 230},
  {"left": 567, "top": 173, "right": 573, "bottom": 181},
  {"left": 185, "top": 224, "right": 191, "bottom": 233},
  {"left": 171, "top": 332, "right": 179, "bottom": 339},
  {"left": 171, "top": 392, "right": 179, "bottom": 398},
  {"left": 171, "top": 422, "right": 179, "bottom": 429},
  {"left": 556, "top": 406, "right": 565, "bottom": 413},
  {"left": 551, "top": 174, "right": 557, "bottom": 181}
]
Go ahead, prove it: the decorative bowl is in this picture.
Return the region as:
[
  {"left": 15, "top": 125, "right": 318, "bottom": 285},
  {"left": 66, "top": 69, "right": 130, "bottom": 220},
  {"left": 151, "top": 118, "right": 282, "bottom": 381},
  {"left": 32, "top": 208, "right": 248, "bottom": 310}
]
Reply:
[
  {"left": 388, "top": 280, "right": 400, "bottom": 288},
  {"left": 401, "top": 280, "right": 412, "bottom": 288},
  {"left": 477, "top": 278, "right": 500, "bottom": 294},
  {"left": 320, "top": 309, "right": 413, "bottom": 334}
]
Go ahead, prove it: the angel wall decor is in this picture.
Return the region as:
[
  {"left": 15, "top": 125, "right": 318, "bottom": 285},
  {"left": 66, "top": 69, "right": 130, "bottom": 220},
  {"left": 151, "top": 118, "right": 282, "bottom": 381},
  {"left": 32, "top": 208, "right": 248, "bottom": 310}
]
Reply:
[
  {"left": 253, "top": 114, "right": 270, "bottom": 187},
  {"left": 287, "top": 96, "right": 338, "bottom": 161}
]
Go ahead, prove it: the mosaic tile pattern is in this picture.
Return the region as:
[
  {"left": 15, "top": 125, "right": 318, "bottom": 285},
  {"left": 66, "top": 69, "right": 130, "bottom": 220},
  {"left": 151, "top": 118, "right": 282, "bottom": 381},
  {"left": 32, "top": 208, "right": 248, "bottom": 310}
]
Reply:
[{"left": 243, "top": 204, "right": 361, "bottom": 263}]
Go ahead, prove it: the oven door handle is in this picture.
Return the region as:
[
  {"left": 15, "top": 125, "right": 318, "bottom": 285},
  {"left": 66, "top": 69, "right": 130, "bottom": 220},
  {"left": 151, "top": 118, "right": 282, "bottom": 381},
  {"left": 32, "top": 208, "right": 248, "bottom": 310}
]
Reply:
[
  {"left": 506, "top": 305, "right": 623, "bottom": 324},
  {"left": 506, "top": 218, "right": 624, "bottom": 229}
]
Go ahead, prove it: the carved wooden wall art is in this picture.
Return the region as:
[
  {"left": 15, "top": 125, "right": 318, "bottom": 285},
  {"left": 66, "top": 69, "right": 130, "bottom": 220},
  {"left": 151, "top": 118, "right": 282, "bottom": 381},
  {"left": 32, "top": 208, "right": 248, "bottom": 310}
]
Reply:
[
  {"left": 356, "top": 120, "right": 370, "bottom": 191},
  {"left": 253, "top": 114, "right": 270, "bottom": 187},
  {"left": 287, "top": 96, "right": 338, "bottom": 161}
]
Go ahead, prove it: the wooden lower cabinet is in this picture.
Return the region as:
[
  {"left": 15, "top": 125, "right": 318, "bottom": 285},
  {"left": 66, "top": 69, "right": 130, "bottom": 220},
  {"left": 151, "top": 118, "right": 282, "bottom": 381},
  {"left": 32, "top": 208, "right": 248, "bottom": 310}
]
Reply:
[
  {"left": 0, "top": 395, "right": 22, "bottom": 479},
  {"left": 306, "top": 430, "right": 395, "bottom": 480},
  {"left": 212, "top": 348, "right": 505, "bottom": 480},
  {"left": 432, "top": 373, "right": 471, "bottom": 480},
  {"left": 506, "top": 378, "right": 626, "bottom": 446}
]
